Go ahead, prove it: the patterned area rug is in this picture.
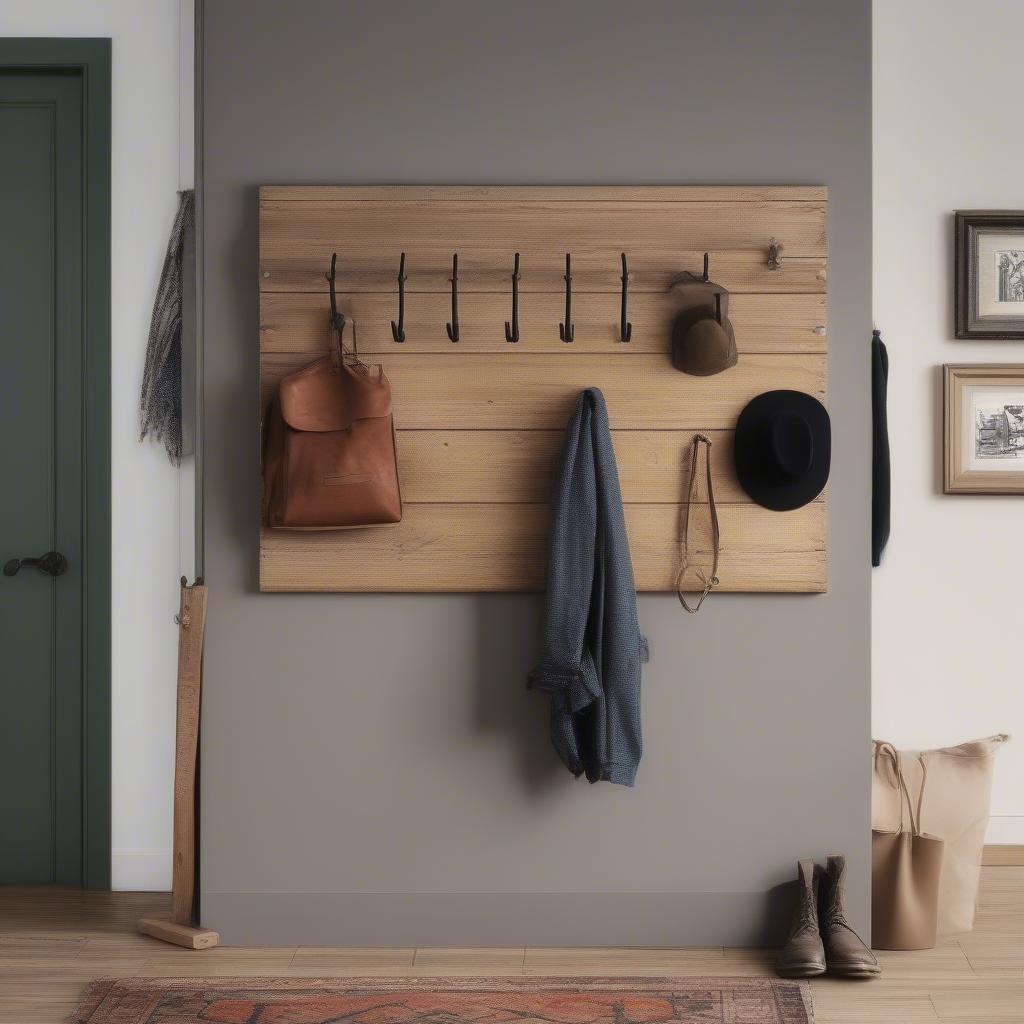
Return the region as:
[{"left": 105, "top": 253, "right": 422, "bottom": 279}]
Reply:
[{"left": 71, "top": 976, "right": 814, "bottom": 1024}]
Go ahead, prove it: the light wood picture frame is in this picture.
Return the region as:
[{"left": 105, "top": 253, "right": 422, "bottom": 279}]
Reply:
[{"left": 945, "top": 364, "right": 1024, "bottom": 493}]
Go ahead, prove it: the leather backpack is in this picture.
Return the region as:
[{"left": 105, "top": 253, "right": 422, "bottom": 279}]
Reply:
[{"left": 263, "top": 319, "right": 402, "bottom": 530}]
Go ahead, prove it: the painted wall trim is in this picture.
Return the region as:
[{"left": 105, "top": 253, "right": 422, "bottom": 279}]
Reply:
[
  {"left": 0, "top": 37, "right": 112, "bottom": 890},
  {"left": 986, "top": 816, "right": 1024, "bottom": 845}
]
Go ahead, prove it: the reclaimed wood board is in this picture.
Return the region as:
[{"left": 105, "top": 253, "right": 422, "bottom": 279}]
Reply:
[
  {"left": 137, "top": 580, "right": 220, "bottom": 950},
  {"left": 258, "top": 185, "right": 828, "bottom": 593}
]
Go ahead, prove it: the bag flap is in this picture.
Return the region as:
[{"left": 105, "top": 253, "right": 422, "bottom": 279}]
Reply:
[{"left": 278, "top": 356, "right": 392, "bottom": 432}]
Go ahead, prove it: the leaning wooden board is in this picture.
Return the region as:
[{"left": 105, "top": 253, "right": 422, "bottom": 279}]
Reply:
[{"left": 258, "top": 186, "right": 828, "bottom": 593}]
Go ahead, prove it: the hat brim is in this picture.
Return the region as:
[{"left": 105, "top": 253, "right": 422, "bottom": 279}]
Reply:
[{"left": 734, "top": 390, "right": 831, "bottom": 511}]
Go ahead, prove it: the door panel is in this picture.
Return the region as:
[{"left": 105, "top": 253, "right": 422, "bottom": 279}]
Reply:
[{"left": 0, "top": 70, "right": 84, "bottom": 884}]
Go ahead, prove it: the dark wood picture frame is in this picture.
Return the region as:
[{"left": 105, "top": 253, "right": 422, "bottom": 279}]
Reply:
[{"left": 956, "top": 211, "right": 1024, "bottom": 339}]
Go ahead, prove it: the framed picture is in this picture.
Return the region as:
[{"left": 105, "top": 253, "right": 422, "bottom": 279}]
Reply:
[
  {"left": 945, "top": 364, "right": 1024, "bottom": 493},
  {"left": 955, "top": 211, "right": 1024, "bottom": 339}
]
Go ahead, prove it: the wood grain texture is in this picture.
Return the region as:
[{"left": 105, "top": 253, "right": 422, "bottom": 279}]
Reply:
[
  {"left": 259, "top": 292, "right": 828, "bottom": 355},
  {"left": 261, "top": 250, "right": 825, "bottom": 296},
  {"left": 393, "top": 430, "right": 756, "bottom": 504},
  {"left": 259, "top": 186, "right": 826, "bottom": 294},
  {"left": 259, "top": 186, "right": 828, "bottom": 593},
  {"left": 261, "top": 185, "right": 829, "bottom": 203},
  {"left": 5, "top": 867, "right": 1022, "bottom": 1024},
  {"left": 259, "top": 503, "right": 826, "bottom": 593},
  {"left": 136, "top": 918, "right": 219, "bottom": 950},
  {"left": 169, "top": 584, "right": 207, "bottom": 928},
  {"left": 258, "top": 199, "right": 826, "bottom": 263},
  {"left": 983, "top": 845, "right": 1024, "bottom": 867},
  {"left": 261, "top": 353, "right": 826, "bottom": 431}
]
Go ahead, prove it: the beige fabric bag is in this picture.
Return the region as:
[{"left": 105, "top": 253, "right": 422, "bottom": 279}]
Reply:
[
  {"left": 871, "top": 744, "right": 944, "bottom": 950},
  {"left": 872, "top": 734, "right": 1009, "bottom": 933}
]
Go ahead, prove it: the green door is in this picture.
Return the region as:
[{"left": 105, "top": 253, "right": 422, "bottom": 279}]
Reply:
[{"left": 0, "top": 69, "right": 86, "bottom": 884}]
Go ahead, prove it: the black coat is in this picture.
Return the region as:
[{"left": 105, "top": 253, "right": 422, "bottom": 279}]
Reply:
[{"left": 872, "top": 330, "right": 891, "bottom": 567}]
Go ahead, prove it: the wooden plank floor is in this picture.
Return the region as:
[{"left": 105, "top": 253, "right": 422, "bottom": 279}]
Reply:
[{"left": 1, "top": 868, "right": 1021, "bottom": 1023}]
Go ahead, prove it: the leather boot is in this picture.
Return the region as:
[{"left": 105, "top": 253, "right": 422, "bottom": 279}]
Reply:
[
  {"left": 776, "top": 859, "right": 826, "bottom": 977},
  {"left": 820, "top": 855, "right": 881, "bottom": 978}
]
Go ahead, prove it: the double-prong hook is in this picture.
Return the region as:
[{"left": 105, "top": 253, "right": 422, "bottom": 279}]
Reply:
[
  {"left": 619, "top": 252, "right": 632, "bottom": 342},
  {"left": 559, "top": 253, "right": 574, "bottom": 343},
  {"left": 446, "top": 254, "right": 459, "bottom": 342},
  {"left": 390, "top": 252, "right": 407, "bottom": 343},
  {"left": 505, "top": 253, "right": 521, "bottom": 343}
]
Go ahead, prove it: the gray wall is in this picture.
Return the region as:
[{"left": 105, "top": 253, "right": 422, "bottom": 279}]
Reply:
[{"left": 199, "top": 0, "right": 871, "bottom": 946}]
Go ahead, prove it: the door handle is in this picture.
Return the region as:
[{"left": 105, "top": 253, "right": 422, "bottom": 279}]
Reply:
[{"left": 3, "top": 551, "right": 69, "bottom": 577}]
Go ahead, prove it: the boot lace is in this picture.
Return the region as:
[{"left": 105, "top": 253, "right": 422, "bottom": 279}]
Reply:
[{"left": 794, "top": 900, "right": 818, "bottom": 936}]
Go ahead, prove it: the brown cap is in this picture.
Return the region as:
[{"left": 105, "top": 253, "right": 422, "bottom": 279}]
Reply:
[{"left": 671, "top": 287, "right": 737, "bottom": 376}]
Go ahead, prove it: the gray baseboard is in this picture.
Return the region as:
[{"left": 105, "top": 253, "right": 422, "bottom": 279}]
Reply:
[{"left": 202, "top": 889, "right": 793, "bottom": 948}]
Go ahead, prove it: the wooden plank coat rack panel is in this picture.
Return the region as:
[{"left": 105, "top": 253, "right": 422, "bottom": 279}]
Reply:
[{"left": 258, "top": 186, "right": 828, "bottom": 593}]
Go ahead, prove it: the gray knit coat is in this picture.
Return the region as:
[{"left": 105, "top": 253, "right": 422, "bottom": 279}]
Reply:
[{"left": 530, "top": 388, "right": 648, "bottom": 786}]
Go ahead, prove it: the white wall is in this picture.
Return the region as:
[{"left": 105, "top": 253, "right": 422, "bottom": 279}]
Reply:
[
  {"left": 873, "top": 0, "right": 1024, "bottom": 843},
  {"left": 0, "top": 0, "right": 193, "bottom": 888}
]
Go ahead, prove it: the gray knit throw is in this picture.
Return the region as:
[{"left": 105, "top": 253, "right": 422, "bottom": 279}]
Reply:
[{"left": 140, "top": 189, "right": 193, "bottom": 464}]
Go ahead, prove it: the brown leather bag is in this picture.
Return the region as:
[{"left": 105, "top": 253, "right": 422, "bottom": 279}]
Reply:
[
  {"left": 263, "top": 322, "right": 402, "bottom": 530},
  {"left": 871, "top": 743, "right": 945, "bottom": 950}
]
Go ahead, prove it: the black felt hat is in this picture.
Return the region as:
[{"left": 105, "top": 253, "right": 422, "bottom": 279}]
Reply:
[{"left": 734, "top": 390, "right": 831, "bottom": 511}]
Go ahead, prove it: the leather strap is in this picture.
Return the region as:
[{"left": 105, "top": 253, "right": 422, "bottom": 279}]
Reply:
[
  {"left": 334, "top": 314, "right": 363, "bottom": 369},
  {"left": 876, "top": 741, "right": 926, "bottom": 837},
  {"left": 676, "top": 433, "right": 720, "bottom": 613}
]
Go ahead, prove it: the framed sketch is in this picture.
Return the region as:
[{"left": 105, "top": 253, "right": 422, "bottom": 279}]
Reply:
[
  {"left": 945, "top": 364, "right": 1024, "bottom": 493},
  {"left": 955, "top": 211, "right": 1024, "bottom": 338}
]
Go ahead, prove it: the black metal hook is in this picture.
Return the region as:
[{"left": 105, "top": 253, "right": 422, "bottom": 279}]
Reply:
[
  {"left": 446, "top": 254, "right": 460, "bottom": 342},
  {"left": 325, "top": 252, "right": 346, "bottom": 335},
  {"left": 702, "top": 252, "right": 710, "bottom": 282},
  {"left": 505, "top": 253, "right": 521, "bottom": 343},
  {"left": 559, "top": 253, "right": 574, "bottom": 342},
  {"left": 390, "top": 252, "right": 407, "bottom": 343},
  {"left": 619, "top": 252, "right": 632, "bottom": 342}
]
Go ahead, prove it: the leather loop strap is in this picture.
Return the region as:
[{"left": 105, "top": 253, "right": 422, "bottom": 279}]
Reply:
[
  {"left": 333, "top": 313, "right": 364, "bottom": 370},
  {"left": 676, "top": 433, "right": 720, "bottom": 613},
  {"left": 876, "top": 742, "right": 924, "bottom": 837}
]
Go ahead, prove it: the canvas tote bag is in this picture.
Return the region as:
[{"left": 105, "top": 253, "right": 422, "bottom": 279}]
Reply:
[
  {"left": 263, "top": 321, "right": 402, "bottom": 529},
  {"left": 871, "top": 742, "right": 944, "bottom": 950},
  {"left": 872, "top": 733, "right": 1008, "bottom": 933}
]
